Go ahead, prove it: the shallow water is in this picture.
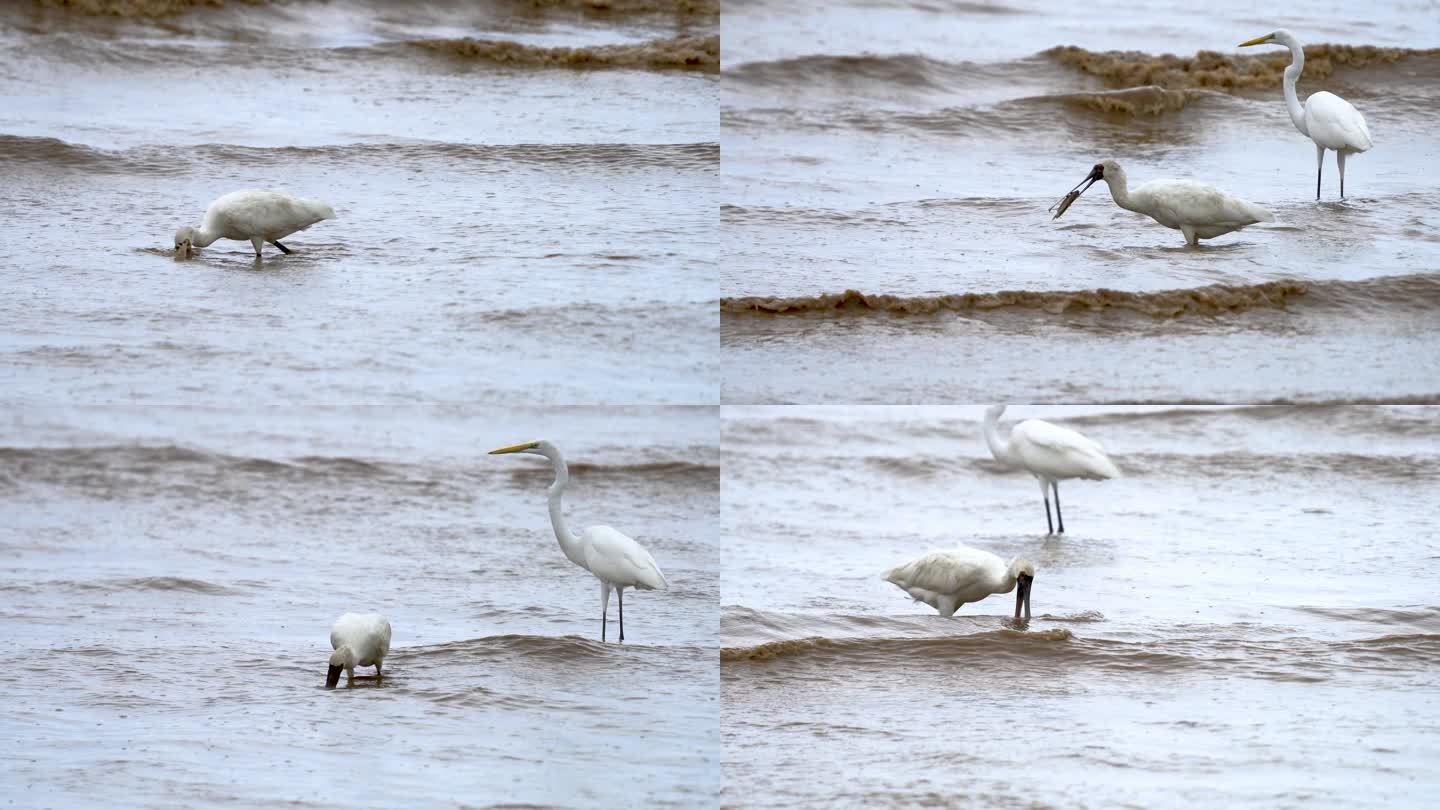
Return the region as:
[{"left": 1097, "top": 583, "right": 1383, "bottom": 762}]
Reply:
[
  {"left": 1, "top": 404, "right": 719, "bottom": 806},
  {"left": 1, "top": 1, "right": 718, "bottom": 806},
  {"left": 0, "top": 0, "right": 719, "bottom": 408},
  {"left": 720, "top": 404, "right": 1440, "bottom": 807},
  {"left": 721, "top": 0, "right": 1440, "bottom": 402}
]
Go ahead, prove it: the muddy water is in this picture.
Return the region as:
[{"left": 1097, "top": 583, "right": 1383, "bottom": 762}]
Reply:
[
  {"left": 721, "top": 0, "right": 1440, "bottom": 402},
  {"left": 1, "top": 0, "right": 719, "bottom": 407},
  {"left": 1, "top": 404, "right": 719, "bottom": 806},
  {"left": 1, "top": 0, "right": 718, "bottom": 806},
  {"left": 720, "top": 405, "right": 1440, "bottom": 807}
]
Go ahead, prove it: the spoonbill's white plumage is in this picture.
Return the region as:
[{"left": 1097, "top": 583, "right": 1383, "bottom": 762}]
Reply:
[
  {"left": 175, "top": 189, "right": 335, "bottom": 259},
  {"left": 884, "top": 546, "right": 1034, "bottom": 619},
  {"left": 1053, "top": 159, "right": 1273, "bottom": 246},
  {"left": 1240, "top": 29, "right": 1372, "bottom": 199},
  {"left": 326, "top": 612, "right": 391, "bottom": 689},
  {"left": 489, "top": 440, "right": 668, "bottom": 643},
  {"left": 984, "top": 405, "right": 1119, "bottom": 535}
]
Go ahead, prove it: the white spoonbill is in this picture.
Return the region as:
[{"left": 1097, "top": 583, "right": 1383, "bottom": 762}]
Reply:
[
  {"left": 174, "top": 189, "right": 335, "bottom": 259},
  {"left": 489, "top": 440, "right": 668, "bottom": 643},
  {"left": 326, "top": 612, "right": 391, "bottom": 689},
  {"left": 984, "top": 405, "right": 1120, "bottom": 535},
  {"left": 884, "top": 546, "right": 1034, "bottom": 619},
  {"left": 1051, "top": 159, "right": 1273, "bottom": 246},
  {"left": 1240, "top": 29, "right": 1372, "bottom": 199}
]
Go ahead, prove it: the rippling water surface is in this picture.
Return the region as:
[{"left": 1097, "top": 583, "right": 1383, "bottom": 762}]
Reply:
[
  {"left": 721, "top": 0, "right": 1440, "bottom": 402},
  {"left": 2, "top": 404, "right": 719, "bottom": 806},
  {"left": 721, "top": 405, "right": 1440, "bottom": 807},
  {"left": 1, "top": 0, "right": 719, "bottom": 407},
  {"left": 1, "top": 0, "right": 718, "bottom": 805}
]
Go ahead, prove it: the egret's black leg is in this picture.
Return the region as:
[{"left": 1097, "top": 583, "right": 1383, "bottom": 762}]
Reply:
[
  {"left": 1054, "top": 482, "right": 1065, "bottom": 534},
  {"left": 1044, "top": 496, "right": 1054, "bottom": 535},
  {"left": 269, "top": 240, "right": 292, "bottom": 254},
  {"left": 618, "top": 590, "right": 625, "bottom": 643},
  {"left": 601, "top": 607, "right": 607, "bottom": 642}
]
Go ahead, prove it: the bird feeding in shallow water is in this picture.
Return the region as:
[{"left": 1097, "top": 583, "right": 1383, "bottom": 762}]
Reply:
[
  {"left": 1051, "top": 159, "right": 1274, "bottom": 246},
  {"left": 1239, "top": 29, "right": 1373, "bottom": 199},
  {"left": 174, "top": 189, "right": 335, "bottom": 259},
  {"left": 326, "top": 613, "right": 391, "bottom": 689},
  {"left": 489, "top": 440, "right": 668, "bottom": 643},
  {"left": 884, "top": 546, "right": 1035, "bottom": 619},
  {"left": 984, "top": 405, "right": 1119, "bottom": 535}
]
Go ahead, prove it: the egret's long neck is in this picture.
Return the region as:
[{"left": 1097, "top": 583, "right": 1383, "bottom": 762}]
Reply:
[
  {"left": 1278, "top": 36, "right": 1308, "bottom": 135},
  {"left": 1103, "top": 169, "right": 1136, "bottom": 212},
  {"left": 984, "top": 409, "right": 1016, "bottom": 466},
  {"left": 541, "top": 444, "right": 585, "bottom": 567}
]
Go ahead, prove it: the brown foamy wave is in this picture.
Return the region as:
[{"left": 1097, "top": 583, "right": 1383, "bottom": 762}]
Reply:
[
  {"left": 0, "top": 135, "right": 717, "bottom": 176},
  {"left": 725, "top": 53, "right": 1009, "bottom": 92},
  {"left": 721, "top": 281, "right": 1308, "bottom": 318},
  {"left": 408, "top": 33, "right": 717, "bottom": 72},
  {"left": 721, "top": 629, "right": 1074, "bottom": 663},
  {"left": 1044, "top": 43, "right": 1440, "bottom": 92},
  {"left": 0, "top": 445, "right": 718, "bottom": 497},
  {"left": 722, "top": 628, "right": 1440, "bottom": 679},
  {"left": 0, "top": 576, "right": 244, "bottom": 595},
  {"left": 1033, "top": 85, "right": 1211, "bottom": 116},
  {"left": 504, "top": 460, "right": 720, "bottom": 486},
  {"left": 35, "top": 0, "right": 230, "bottom": 16},
  {"left": 1121, "top": 451, "right": 1440, "bottom": 483},
  {"left": 528, "top": 0, "right": 718, "bottom": 13}
]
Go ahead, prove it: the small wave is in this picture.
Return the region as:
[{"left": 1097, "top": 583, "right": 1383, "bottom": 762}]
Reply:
[
  {"left": 1026, "top": 85, "right": 1211, "bottom": 116},
  {"left": 32, "top": 0, "right": 716, "bottom": 19},
  {"left": 0, "top": 135, "right": 717, "bottom": 176},
  {"left": 1044, "top": 43, "right": 1440, "bottom": 92},
  {"left": 114, "top": 576, "right": 238, "bottom": 594},
  {"left": 530, "top": 0, "right": 719, "bottom": 12},
  {"left": 508, "top": 460, "right": 719, "bottom": 485},
  {"left": 722, "top": 626, "right": 1440, "bottom": 679},
  {"left": 1120, "top": 451, "right": 1440, "bottom": 482},
  {"left": 721, "top": 628, "right": 1074, "bottom": 663},
  {"left": 0, "top": 445, "right": 718, "bottom": 494},
  {"left": 406, "top": 33, "right": 717, "bottom": 72},
  {"left": 725, "top": 53, "right": 1009, "bottom": 92},
  {"left": 3, "top": 576, "right": 242, "bottom": 595},
  {"left": 33, "top": 0, "right": 241, "bottom": 17},
  {"left": 720, "top": 280, "right": 1307, "bottom": 318}
]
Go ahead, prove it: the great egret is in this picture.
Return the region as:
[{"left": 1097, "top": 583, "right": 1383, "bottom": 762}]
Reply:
[
  {"left": 884, "top": 546, "right": 1034, "bottom": 619},
  {"left": 1240, "top": 29, "right": 1372, "bottom": 199},
  {"left": 1051, "top": 159, "right": 1273, "bottom": 246},
  {"left": 326, "top": 612, "right": 391, "bottom": 689},
  {"left": 983, "top": 405, "right": 1120, "bottom": 535},
  {"left": 174, "top": 189, "right": 335, "bottom": 259},
  {"left": 489, "top": 440, "right": 668, "bottom": 642}
]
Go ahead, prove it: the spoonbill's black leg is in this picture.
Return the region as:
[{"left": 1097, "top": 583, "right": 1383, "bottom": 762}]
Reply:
[
  {"left": 1315, "top": 145, "right": 1324, "bottom": 200},
  {"left": 269, "top": 240, "right": 292, "bottom": 254},
  {"left": 1054, "top": 482, "right": 1066, "bottom": 534},
  {"left": 601, "top": 606, "right": 607, "bottom": 642},
  {"left": 618, "top": 589, "right": 625, "bottom": 643},
  {"left": 1043, "top": 495, "right": 1054, "bottom": 535}
]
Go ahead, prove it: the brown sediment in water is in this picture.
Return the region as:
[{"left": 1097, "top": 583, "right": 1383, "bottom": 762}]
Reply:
[
  {"left": 1052, "top": 85, "right": 1200, "bottom": 115},
  {"left": 721, "top": 629, "right": 1076, "bottom": 663},
  {"left": 527, "top": 0, "right": 719, "bottom": 13},
  {"left": 720, "top": 280, "right": 1308, "bottom": 318},
  {"left": 1044, "top": 44, "right": 1440, "bottom": 91},
  {"left": 35, "top": 0, "right": 244, "bottom": 16},
  {"left": 413, "top": 34, "right": 718, "bottom": 72}
]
